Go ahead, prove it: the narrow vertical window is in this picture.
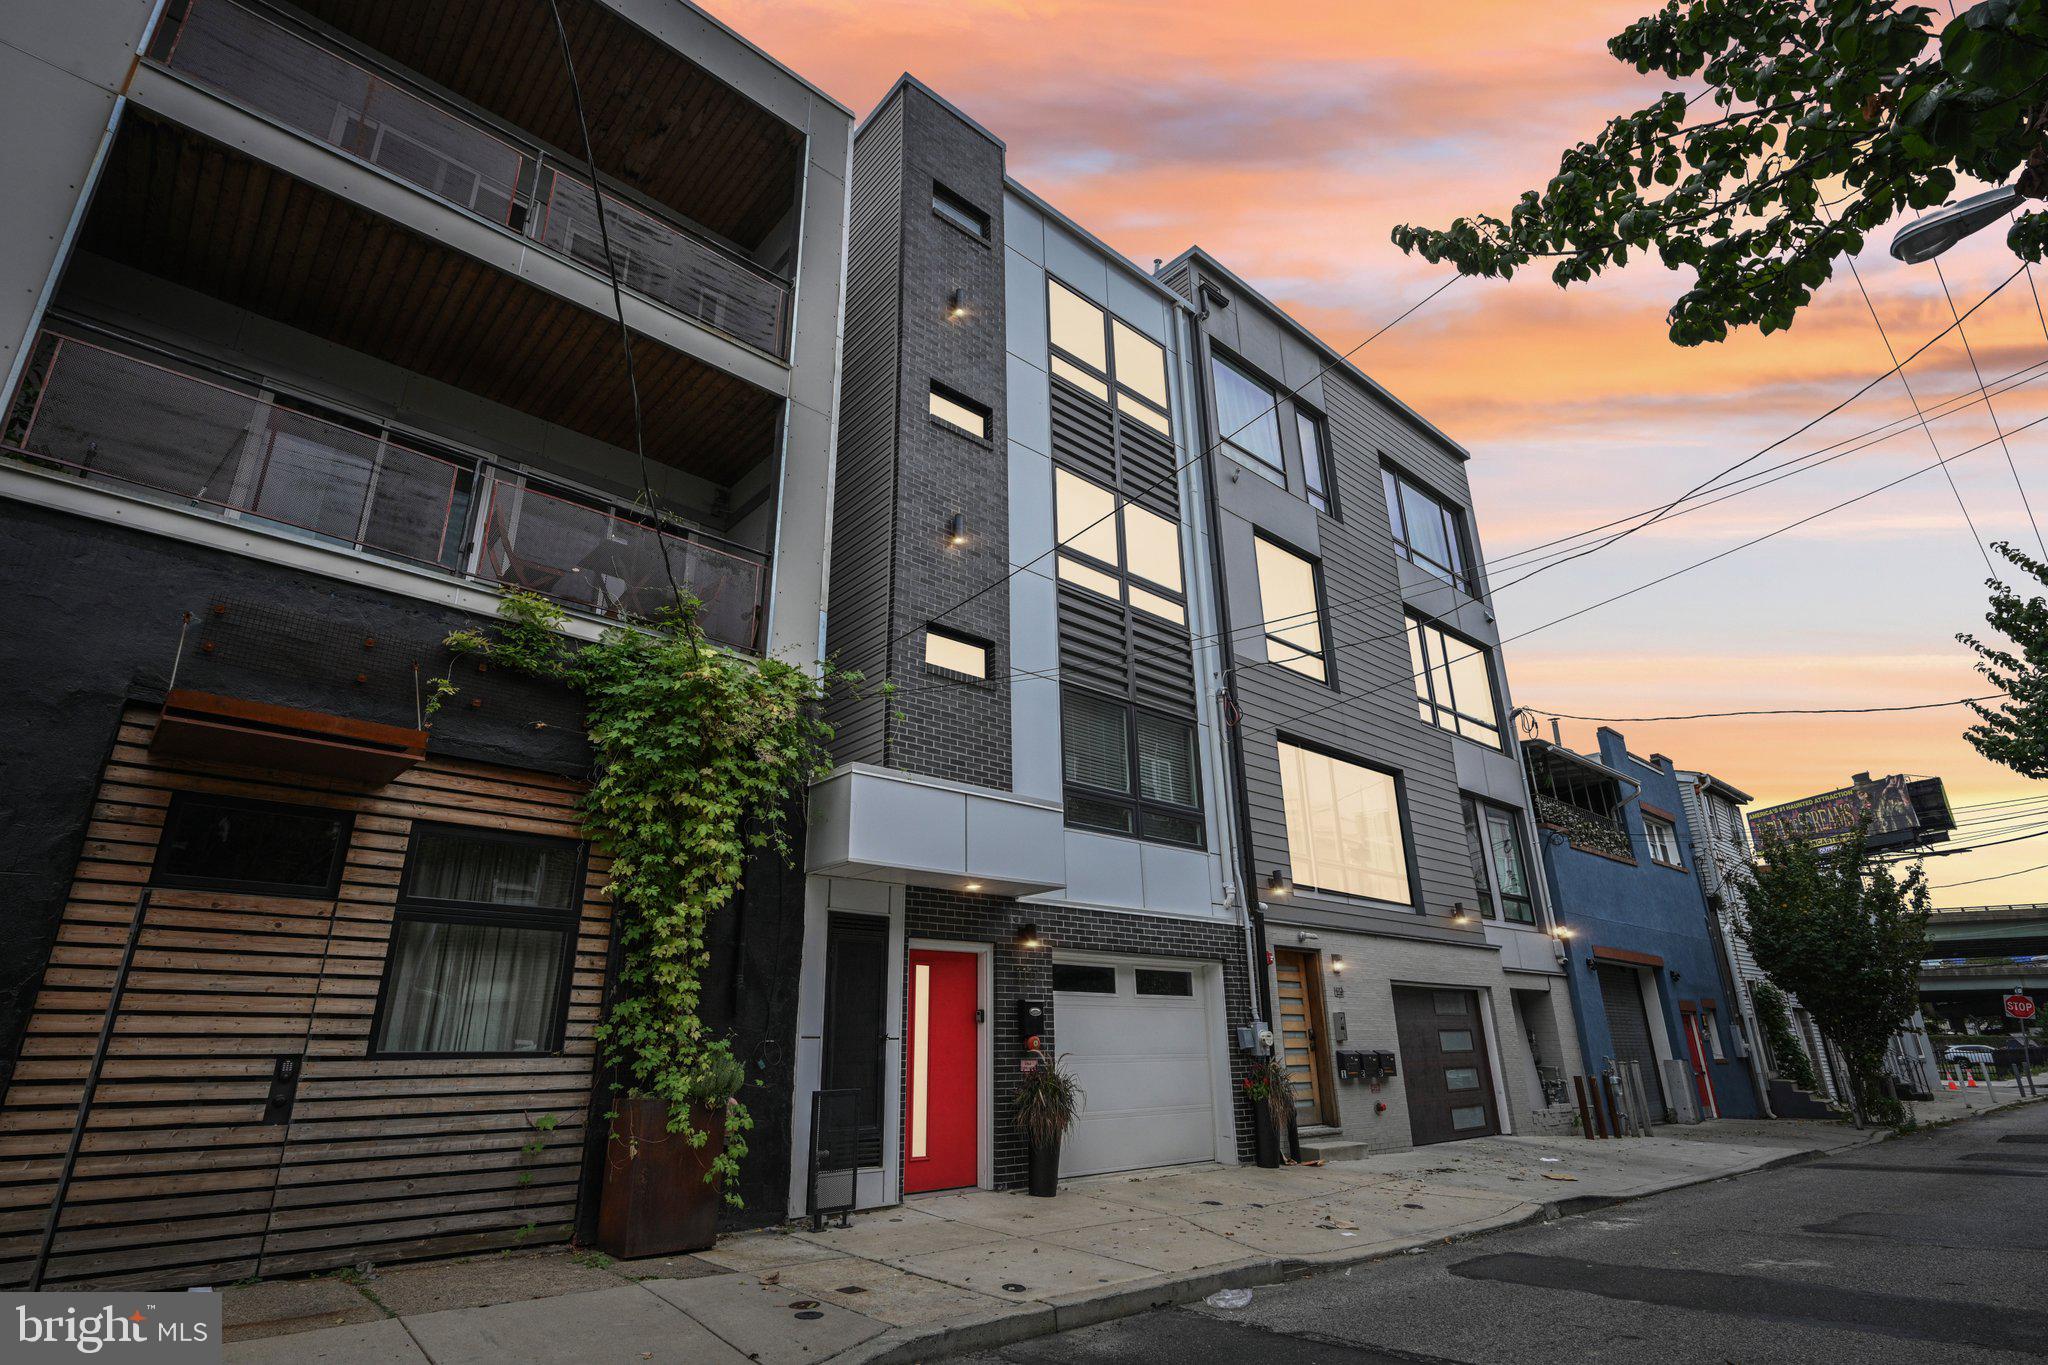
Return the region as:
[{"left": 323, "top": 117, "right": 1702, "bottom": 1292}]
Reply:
[
  {"left": 1298, "top": 411, "right": 1335, "bottom": 515},
  {"left": 909, "top": 962, "right": 930, "bottom": 1160}
]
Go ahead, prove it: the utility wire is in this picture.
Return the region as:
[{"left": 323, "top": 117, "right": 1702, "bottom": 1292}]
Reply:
[
  {"left": 1522, "top": 694, "right": 2005, "bottom": 723},
  {"left": 1932, "top": 857, "right": 2048, "bottom": 890},
  {"left": 543, "top": 0, "right": 684, "bottom": 614},
  {"left": 1935, "top": 255, "right": 2045, "bottom": 559}
]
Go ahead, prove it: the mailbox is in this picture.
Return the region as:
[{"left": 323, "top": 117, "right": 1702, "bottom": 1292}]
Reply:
[
  {"left": 1335, "top": 1050, "right": 1366, "bottom": 1078},
  {"left": 1016, "top": 998, "right": 1046, "bottom": 1046},
  {"left": 1371, "top": 1050, "right": 1398, "bottom": 1079}
]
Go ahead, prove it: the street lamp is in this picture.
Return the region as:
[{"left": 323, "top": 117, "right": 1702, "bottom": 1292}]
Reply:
[{"left": 1889, "top": 185, "right": 2023, "bottom": 263}]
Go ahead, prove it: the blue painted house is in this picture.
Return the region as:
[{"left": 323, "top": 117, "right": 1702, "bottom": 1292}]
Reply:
[{"left": 1522, "top": 727, "right": 1762, "bottom": 1121}]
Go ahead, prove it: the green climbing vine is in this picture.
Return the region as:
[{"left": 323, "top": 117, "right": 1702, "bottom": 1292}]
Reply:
[{"left": 440, "top": 592, "right": 840, "bottom": 1204}]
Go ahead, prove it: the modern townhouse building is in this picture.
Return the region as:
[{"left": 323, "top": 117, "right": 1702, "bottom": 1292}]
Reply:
[
  {"left": 0, "top": 0, "right": 850, "bottom": 1286},
  {"left": 1158, "top": 248, "right": 1582, "bottom": 1153},
  {"left": 791, "top": 78, "right": 1254, "bottom": 1213},
  {"left": 1526, "top": 731, "right": 1761, "bottom": 1121}
]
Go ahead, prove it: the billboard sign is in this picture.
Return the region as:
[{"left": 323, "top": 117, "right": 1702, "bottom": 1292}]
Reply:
[{"left": 1749, "top": 773, "right": 1951, "bottom": 852}]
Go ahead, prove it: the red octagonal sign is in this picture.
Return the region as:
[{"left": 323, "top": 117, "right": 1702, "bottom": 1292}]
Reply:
[{"left": 2007, "top": 993, "right": 2038, "bottom": 1020}]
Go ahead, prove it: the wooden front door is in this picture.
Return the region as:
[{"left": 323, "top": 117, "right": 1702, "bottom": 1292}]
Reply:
[
  {"left": 1273, "top": 949, "right": 1334, "bottom": 1126},
  {"left": 1392, "top": 987, "right": 1500, "bottom": 1146},
  {"left": 903, "top": 950, "right": 978, "bottom": 1194}
]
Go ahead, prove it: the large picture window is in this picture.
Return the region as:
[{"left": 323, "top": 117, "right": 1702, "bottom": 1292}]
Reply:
[
  {"left": 1254, "top": 534, "right": 1330, "bottom": 683},
  {"left": 1047, "top": 279, "right": 1172, "bottom": 435},
  {"left": 1061, "top": 688, "right": 1202, "bottom": 846},
  {"left": 1054, "top": 467, "right": 1187, "bottom": 625},
  {"left": 1463, "top": 797, "right": 1537, "bottom": 924},
  {"left": 1382, "top": 463, "right": 1475, "bottom": 595},
  {"left": 371, "top": 825, "right": 583, "bottom": 1057},
  {"left": 1407, "top": 615, "right": 1501, "bottom": 746},
  {"left": 1276, "top": 741, "right": 1412, "bottom": 905}
]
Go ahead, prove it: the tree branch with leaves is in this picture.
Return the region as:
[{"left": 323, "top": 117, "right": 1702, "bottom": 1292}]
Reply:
[
  {"left": 1960, "top": 541, "right": 2048, "bottom": 775},
  {"left": 1393, "top": 0, "right": 2048, "bottom": 344},
  {"left": 1731, "top": 821, "right": 1932, "bottom": 1125}
]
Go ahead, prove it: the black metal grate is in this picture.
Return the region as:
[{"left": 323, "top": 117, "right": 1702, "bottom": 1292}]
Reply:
[{"left": 807, "top": 1088, "right": 862, "bottom": 1231}]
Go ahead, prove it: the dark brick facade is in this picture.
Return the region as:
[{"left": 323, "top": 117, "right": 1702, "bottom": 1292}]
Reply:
[
  {"left": 904, "top": 889, "right": 1257, "bottom": 1186},
  {"left": 829, "top": 81, "right": 1013, "bottom": 791}
]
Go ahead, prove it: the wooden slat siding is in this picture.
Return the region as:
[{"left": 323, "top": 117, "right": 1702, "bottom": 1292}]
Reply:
[{"left": 0, "top": 705, "right": 605, "bottom": 1289}]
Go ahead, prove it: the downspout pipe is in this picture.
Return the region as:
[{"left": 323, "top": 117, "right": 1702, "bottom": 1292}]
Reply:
[{"left": 1184, "top": 262, "right": 1274, "bottom": 1030}]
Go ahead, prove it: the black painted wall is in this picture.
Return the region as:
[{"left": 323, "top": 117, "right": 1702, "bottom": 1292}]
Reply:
[{"left": 0, "top": 504, "right": 810, "bottom": 1225}]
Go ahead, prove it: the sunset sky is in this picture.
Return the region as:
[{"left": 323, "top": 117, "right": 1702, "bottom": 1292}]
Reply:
[{"left": 716, "top": 0, "right": 2048, "bottom": 906}]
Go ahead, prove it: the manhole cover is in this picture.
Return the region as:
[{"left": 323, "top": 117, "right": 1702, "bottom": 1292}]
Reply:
[
  {"left": 795, "top": 1310, "right": 824, "bottom": 1321},
  {"left": 1001, "top": 1283, "right": 1029, "bottom": 1293}
]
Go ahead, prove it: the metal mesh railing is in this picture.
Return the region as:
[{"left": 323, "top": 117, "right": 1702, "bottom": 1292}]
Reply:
[
  {"left": 478, "top": 477, "right": 762, "bottom": 649},
  {"left": 154, "top": 0, "right": 789, "bottom": 355},
  {"left": 5, "top": 331, "right": 767, "bottom": 652},
  {"left": 8, "top": 333, "right": 470, "bottom": 570}
]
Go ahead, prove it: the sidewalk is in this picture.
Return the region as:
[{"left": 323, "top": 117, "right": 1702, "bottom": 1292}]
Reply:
[{"left": 217, "top": 1104, "right": 2028, "bottom": 1364}]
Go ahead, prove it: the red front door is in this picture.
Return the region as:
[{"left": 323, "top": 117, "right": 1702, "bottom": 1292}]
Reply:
[
  {"left": 1682, "top": 1010, "right": 1718, "bottom": 1118},
  {"left": 904, "top": 949, "right": 979, "bottom": 1193}
]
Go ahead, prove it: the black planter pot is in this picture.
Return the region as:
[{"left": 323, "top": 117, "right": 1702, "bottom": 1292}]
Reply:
[
  {"left": 1027, "top": 1136, "right": 1062, "bottom": 1196},
  {"left": 1252, "top": 1102, "right": 1282, "bottom": 1168}
]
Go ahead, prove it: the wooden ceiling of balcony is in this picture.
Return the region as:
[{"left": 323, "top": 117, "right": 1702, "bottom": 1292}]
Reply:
[
  {"left": 293, "top": 0, "right": 804, "bottom": 253},
  {"left": 84, "top": 115, "right": 781, "bottom": 486}
]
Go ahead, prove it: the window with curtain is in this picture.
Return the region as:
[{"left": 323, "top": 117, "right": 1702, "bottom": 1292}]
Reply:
[
  {"left": 1276, "top": 740, "right": 1412, "bottom": 905},
  {"left": 1407, "top": 615, "right": 1501, "bottom": 746},
  {"left": 1463, "top": 796, "right": 1536, "bottom": 924},
  {"left": 1060, "top": 687, "right": 1202, "bottom": 846},
  {"left": 1298, "top": 410, "right": 1336, "bottom": 516},
  {"left": 372, "top": 826, "right": 582, "bottom": 1056},
  {"left": 1381, "top": 463, "right": 1475, "bottom": 595},
  {"left": 1210, "top": 353, "right": 1284, "bottom": 481}
]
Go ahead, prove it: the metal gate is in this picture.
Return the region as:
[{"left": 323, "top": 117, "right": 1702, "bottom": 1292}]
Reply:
[{"left": 1596, "top": 964, "right": 1668, "bottom": 1117}]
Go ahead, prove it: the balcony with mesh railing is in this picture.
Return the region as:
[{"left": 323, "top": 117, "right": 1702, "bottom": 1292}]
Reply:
[
  {"left": 4, "top": 330, "right": 766, "bottom": 652},
  {"left": 147, "top": 0, "right": 791, "bottom": 358}
]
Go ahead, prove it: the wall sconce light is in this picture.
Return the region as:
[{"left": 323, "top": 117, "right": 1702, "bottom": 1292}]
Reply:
[
  {"left": 1295, "top": 930, "right": 1318, "bottom": 945},
  {"left": 964, "top": 881, "right": 982, "bottom": 893},
  {"left": 1551, "top": 924, "right": 1575, "bottom": 940},
  {"left": 1016, "top": 922, "right": 1043, "bottom": 950},
  {"left": 947, "top": 288, "right": 967, "bottom": 320},
  {"left": 947, "top": 513, "right": 967, "bottom": 546},
  {"left": 1450, "top": 902, "right": 1474, "bottom": 926},
  {"left": 1330, "top": 955, "right": 1345, "bottom": 974},
  {"left": 1267, "top": 869, "right": 1292, "bottom": 897}
]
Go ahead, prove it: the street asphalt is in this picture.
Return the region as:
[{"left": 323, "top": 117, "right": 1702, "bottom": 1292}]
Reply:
[{"left": 964, "top": 1102, "right": 2048, "bottom": 1364}]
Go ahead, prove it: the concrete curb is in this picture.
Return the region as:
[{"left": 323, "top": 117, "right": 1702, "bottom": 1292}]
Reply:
[{"left": 833, "top": 1129, "right": 1909, "bottom": 1364}]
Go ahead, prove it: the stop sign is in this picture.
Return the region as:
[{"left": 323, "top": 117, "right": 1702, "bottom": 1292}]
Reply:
[{"left": 2007, "top": 994, "right": 2038, "bottom": 1020}]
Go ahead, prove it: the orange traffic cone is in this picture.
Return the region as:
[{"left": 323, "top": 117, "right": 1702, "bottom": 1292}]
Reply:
[
  {"left": 1966, "top": 1070, "right": 1978, "bottom": 1088},
  {"left": 1945, "top": 1069, "right": 1960, "bottom": 1090}
]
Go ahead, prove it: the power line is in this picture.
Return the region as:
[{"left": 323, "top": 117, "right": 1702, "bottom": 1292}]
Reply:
[
  {"left": 1832, "top": 225, "right": 1997, "bottom": 578},
  {"left": 1934, "top": 255, "right": 2045, "bottom": 559},
  {"left": 1932, "top": 857, "right": 2048, "bottom": 890},
  {"left": 1522, "top": 695, "right": 2005, "bottom": 723}
]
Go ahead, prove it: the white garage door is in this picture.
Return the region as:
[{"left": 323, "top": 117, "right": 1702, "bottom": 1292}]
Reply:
[{"left": 1053, "top": 960, "right": 1217, "bottom": 1177}]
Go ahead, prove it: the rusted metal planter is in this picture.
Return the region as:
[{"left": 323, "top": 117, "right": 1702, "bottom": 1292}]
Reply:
[{"left": 594, "top": 1098, "right": 725, "bottom": 1258}]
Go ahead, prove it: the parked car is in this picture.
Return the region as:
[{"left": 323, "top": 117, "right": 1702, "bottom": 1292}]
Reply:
[{"left": 1944, "top": 1044, "right": 1996, "bottom": 1065}]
